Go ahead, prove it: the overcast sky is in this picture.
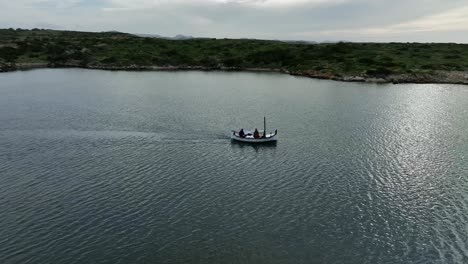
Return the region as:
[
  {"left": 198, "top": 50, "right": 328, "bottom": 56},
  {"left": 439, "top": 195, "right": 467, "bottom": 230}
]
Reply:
[{"left": 1, "top": 0, "right": 468, "bottom": 42}]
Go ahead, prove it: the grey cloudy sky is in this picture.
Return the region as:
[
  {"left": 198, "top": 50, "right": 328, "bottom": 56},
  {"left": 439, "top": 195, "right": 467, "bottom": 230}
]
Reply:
[{"left": 1, "top": 0, "right": 468, "bottom": 42}]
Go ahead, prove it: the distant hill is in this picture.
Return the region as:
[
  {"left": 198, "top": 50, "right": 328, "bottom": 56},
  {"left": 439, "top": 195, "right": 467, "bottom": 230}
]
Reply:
[
  {"left": 281, "top": 40, "right": 318, "bottom": 44},
  {"left": 174, "top": 34, "right": 193, "bottom": 40},
  {"left": 135, "top": 33, "right": 193, "bottom": 40}
]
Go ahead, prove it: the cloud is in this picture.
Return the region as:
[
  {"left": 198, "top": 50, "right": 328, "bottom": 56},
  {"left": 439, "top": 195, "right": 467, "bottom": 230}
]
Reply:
[
  {"left": 305, "top": 4, "right": 468, "bottom": 38},
  {"left": 1, "top": 0, "right": 468, "bottom": 42},
  {"left": 103, "top": 0, "right": 348, "bottom": 11},
  {"left": 0, "top": 0, "right": 83, "bottom": 9},
  {"left": 214, "top": 0, "right": 348, "bottom": 8},
  {"left": 391, "top": 5, "right": 468, "bottom": 33}
]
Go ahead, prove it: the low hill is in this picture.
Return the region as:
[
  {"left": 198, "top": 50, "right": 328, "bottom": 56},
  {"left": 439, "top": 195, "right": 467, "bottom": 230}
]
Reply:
[{"left": 1, "top": 28, "right": 468, "bottom": 84}]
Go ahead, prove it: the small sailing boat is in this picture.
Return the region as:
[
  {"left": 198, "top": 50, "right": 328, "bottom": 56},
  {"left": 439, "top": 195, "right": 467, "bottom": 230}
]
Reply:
[{"left": 231, "top": 117, "right": 278, "bottom": 143}]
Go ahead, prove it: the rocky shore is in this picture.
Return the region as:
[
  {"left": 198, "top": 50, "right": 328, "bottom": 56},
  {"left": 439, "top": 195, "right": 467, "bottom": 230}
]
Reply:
[
  {"left": 2, "top": 62, "right": 468, "bottom": 85},
  {"left": 293, "top": 70, "right": 468, "bottom": 85}
]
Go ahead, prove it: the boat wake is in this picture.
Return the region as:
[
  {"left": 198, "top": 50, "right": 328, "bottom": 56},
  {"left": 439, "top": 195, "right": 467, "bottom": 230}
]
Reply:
[{"left": 0, "top": 129, "right": 231, "bottom": 144}]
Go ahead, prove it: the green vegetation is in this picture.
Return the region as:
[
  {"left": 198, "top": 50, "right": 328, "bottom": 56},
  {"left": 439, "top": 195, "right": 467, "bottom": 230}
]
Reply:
[{"left": 1, "top": 28, "right": 468, "bottom": 80}]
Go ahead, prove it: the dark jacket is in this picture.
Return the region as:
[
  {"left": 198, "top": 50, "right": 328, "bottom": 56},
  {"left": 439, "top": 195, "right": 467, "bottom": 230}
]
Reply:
[{"left": 253, "top": 129, "right": 260, "bottom": 138}]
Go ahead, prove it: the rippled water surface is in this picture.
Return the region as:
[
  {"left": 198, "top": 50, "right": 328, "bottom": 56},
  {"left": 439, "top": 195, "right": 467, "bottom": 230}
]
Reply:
[{"left": 1, "top": 69, "right": 468, "bottom": 264}]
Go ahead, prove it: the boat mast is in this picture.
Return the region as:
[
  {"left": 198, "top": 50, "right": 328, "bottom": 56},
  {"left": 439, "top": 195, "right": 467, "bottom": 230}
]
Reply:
[{"left": 264, "top": 116, "right": 266, "bottom": 138}]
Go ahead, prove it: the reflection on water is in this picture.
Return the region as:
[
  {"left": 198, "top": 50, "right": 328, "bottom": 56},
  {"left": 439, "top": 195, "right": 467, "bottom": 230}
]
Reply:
[
  {"left": 1, "top": 69, "right": 468, "bottom": 264},
  {"left": 230, "top": 139, "right": 278, "bottom": 151}
]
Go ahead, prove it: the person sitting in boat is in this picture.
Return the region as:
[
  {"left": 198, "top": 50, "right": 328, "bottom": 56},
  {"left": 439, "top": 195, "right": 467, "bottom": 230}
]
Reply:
[
  {"left": 239, "top": 128, "right": 245, "bottom": 138},
  {"left": 254, "top": 128, "right": 260, "bottom": 139}
]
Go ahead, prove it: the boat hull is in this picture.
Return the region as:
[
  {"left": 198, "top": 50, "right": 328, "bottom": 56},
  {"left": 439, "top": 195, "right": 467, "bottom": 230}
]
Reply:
[{"left": 231, "top": 134, "right": 277, "bottom": 143}]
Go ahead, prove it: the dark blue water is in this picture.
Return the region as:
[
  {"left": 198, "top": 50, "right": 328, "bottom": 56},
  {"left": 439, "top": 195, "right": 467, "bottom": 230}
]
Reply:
[{"left": 1, "top": 69, "right": 468, "bottom": 264}]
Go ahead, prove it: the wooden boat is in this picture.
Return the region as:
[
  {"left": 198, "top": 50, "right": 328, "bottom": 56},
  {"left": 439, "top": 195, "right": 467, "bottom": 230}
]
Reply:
[{"left": 231, "top": 117, "right": 278, "bottom": 143}]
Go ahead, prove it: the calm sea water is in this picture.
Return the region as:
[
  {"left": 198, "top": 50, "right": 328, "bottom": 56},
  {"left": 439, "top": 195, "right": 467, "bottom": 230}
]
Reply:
[{"left": 1, "top": 69, "right": 468, "bottom": 264}]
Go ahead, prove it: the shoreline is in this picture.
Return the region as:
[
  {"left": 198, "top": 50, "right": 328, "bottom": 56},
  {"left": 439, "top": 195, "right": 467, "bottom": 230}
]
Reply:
[{"left": 2, "top": 62, "right": 468, "bottom": 85}]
